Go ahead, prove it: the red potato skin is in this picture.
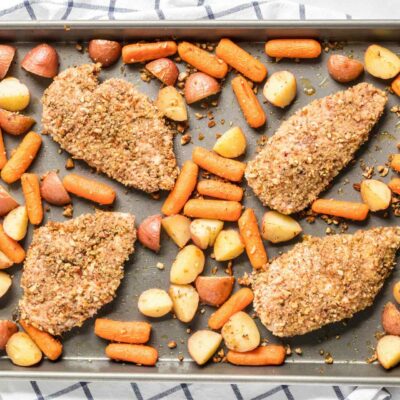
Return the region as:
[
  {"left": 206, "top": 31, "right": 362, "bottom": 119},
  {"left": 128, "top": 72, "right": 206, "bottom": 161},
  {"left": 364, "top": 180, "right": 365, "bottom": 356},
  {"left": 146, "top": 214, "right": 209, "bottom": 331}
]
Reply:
[
  {"left": 0, "top": 109, "right": 35, "bottom": 136},
  {"left": 88, "top": 40, "right": 122, "bottom": 67},
  {"left": 382, "top": 302, "right": 400, "bottom": 336},
  {"left": 40, "top": 171, "right": 71, "bottom": 206},
  {"left": 0, "top": 185, "right": 18, "bottom": 216},
  {"left": 184, "top": 72, "right": 220, "bottom": 104},
  {"left": 21, "top": 44, "right": 59, "bottom": 78},
  {"left": 327, "top": 55, "right": 364, "bottom": 83},
  {"left": 137, "top": 214, "right": 162, "bottom": 252},
  {"left": 0, "top": 45, "right": 15, "bottom": 80},
  {"left": 195, "top": 276, "right": 235, "bottom": 306},
  {"left": 145, "top": 58, "right": 179, "bottom": 86},
  {"left": 0, "top": 320, "right": 17, "bottom": 350}
]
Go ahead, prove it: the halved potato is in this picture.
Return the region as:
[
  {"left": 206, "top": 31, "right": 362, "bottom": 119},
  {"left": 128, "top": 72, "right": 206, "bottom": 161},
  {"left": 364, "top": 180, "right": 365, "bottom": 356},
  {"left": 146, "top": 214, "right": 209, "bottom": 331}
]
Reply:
[
  {"left": 0, "top": 109, "right": 35, "bottom": 136},
  {"left": 184, "top": 72, "right": 220, "bottom": 104},
  {"left": 382, "top": 302, "right": 400, "bottom": 336},
  {"left": 360, "top": 179, "right": 391, "bottom": 211},
  {"left": 3, "top": 205, "right": 28, "bottom": 241},
  {"left": 156, "top": 86, "right": 187, "bottom": 121},
  {"left": 261, "top": 211, "right": 302, "bottom": 243},
  {"left": 0, "top": 77, "right": 30, "bottom": 112},
  {"left": 146, "top": 58, "right": 179, "bottom": 86},
  {"left": 162, "top": 214, "right": 191, "bottom": 248},
  {"left": 263, "top": 71, "right": 296, "bottom": 108},
  {"left": 169, "top": 284, "right": 199, "bottom": 323},
  {"left": 188, "top": 330, "right": 222, "bottom": 365},
  {"left": 137, "top": 214, "right": 162, "bottom": 252},
  {"left": 138, "top": 288, "right": 173, "bottom": 318},
  {"left": 376, "top": 335, "right": 400, "bottom": 369},
  {"left": 170, "top": 245, "right": 205, "bottom": 284},
  {"left": 190, "top": 219, "right": 224, "bottom": 250},
  {"left": 214, "top": 229, "right": 245, "bottom": 261},
  {"left": 0, "top": 271, "right": 12, "bottom": 298},
  {"left": 195, "top": 276, "right": 234, "bottom": 306},
  {"left": 365, "top": 44, "right": 400, "bottom": 79},
  {"left": 213, "top": 126, "right": 247, "bottom": 158},
  {"left": 6, "top": 332, "right": 42, "bottom": 367}
]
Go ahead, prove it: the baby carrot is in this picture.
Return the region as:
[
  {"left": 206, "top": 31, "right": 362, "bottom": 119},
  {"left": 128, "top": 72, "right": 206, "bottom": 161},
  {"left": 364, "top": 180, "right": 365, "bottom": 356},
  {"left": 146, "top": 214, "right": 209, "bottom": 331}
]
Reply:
[
  {"left": 226, "top": 345, "right": 286, "bottom": 366},
  {"left": 105, "top": 343, "right": 158, "bottom": 366},
  {"left": 391, "top": 154, "right": 400, "bottom": 172},
  {"left": 161, "top": 160, "right": 198, "bottom": 216},
  {"left": 197, "top": 179, "right": 243, "bottom": 202},
  {"left": 0, "top": 224, "right": 25, "bottom": 263},
  {"left": 311, "top": 199, "right": 369, "bottom": 221},
  {"left": 21, "top": 173, "right": 43, "bottom": 225},
  {"left": 63, "top": 174, "right": 116, "bottom": 205},
  {"left": 208, "top": 288, "right": 254, "bottom": 330},
  {"left": 216, "top": 38, "right": 267, "bottom": 82},
  {"left": 192, "top": 147, "right": 246, "bottom": 182},
  {"left": 0, "top": 129, "right": 7, "bottom": 169},
  {"left": 122, "top": 41, "right": 177, "bottom": 63},
  {"left": 265, "top": 39, "right": 322, "bottom": 59},
  {"left": 238, "top": 208, "right": 268, "bottom": 270},
  {"left": 178, "top": 42, "right": 228, "bottom": 79},
  {"left": 184, "top": 199, "right": 242, "bottom": 221},
  {"left": 20, "top": 320, "right": 62, "bottom": 361},
  {"left": 392, "top": 75, "right": 400, "bottom": 97},
  {"left": 1, "top": 131, "right": 41, "bottom": 184},
  {"left": 95, "top": 319, "right": 151, "bottom": 344},
  {"left": 388, "top": 178, "right": 400, "bottom": 194},
  {"left": 231, "top": 76, "right": 266, "bottom": 128}
]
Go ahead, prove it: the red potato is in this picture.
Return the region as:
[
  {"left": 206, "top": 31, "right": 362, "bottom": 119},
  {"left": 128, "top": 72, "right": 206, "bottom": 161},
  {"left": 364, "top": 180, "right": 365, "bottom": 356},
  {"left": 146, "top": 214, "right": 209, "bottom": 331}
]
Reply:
[
  {"left": 0, "top": 320, "right": 17, "bottom": 350},
  {"left": 137, "top": 214, "right": 162, "bottom": 252},
  {"left": 327, "top": 54, "right": 364, "bottom": 83},
  {"left": 88, "top": 40, "right": 122, "bottom": 67},
  {"left": 0, "top": 185, "right": 18, "bottom": 216},
  {"left": 21, "top": 44, "right": 59, "bottom": 78},
  {"left": 0, "top": 45, "right": 15, "bottom": 80},
  {"left": 40, "top": 171, "right": 71, "bottom": 206},
  {"left": 0, "top": 109, "right": 35, "bottom": 135},
  {"left": 382, "top": 302, "right": 400, "bottom": 336},
  {"left": 146, "top": 58, "right": 179, "bottom": 86},
  {"left": 195, "top": 276, "right": 235, "bottom": 307},
  {"left": 184, "top": 72, "right": 220, "bottom": 104}
]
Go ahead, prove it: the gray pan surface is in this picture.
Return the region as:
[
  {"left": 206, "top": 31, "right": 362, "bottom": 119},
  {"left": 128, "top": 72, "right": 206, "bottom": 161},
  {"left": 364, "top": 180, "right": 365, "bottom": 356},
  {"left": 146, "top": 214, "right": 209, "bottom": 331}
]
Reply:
[{"left": 0, "top": 21, "right": 400, "bottom": 385}]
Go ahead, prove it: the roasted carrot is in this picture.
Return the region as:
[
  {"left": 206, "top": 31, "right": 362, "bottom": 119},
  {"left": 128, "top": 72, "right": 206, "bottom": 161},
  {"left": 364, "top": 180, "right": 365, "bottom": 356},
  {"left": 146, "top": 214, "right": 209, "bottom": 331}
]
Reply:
[
  {"left": 192, "top": 147, "right": 246, "bottom": 182},
  {"left": 178, "top": 42, "right": 228, "bottom": 79},
  {"left": 265, "top": 39, "right": 322, "bottom": 59},
  {"left": 231, "top": 76, "right": 266, "bottom": 128},
  {"left": 122, "top": 41, "right": 177, "bottom": 64},
  {"left": 311, "top": 199, "right": 369, "bottom": 221},
  {"left": 227, "top": 345, "right": 286, "bottom": 366},
  {"left": 392, "top": 75, "right": 400, "bottom": 97},
  {"left": 0, "top": 224, "right": 25, "bottom": 263},
  {"left": 20, "top": 320, "right": 62, "bottom": 361},
  {"left": 95, "top": 319, "right": 151, "bottom": 344},
  {"left": 0, "top": 129, "right": 7, "bottom": 169},
  {"left": 1, "top": 131, "right": 41, "bottom": 184},
  {"left": 391, "top": 154, "right": 400, "bottom": 172},
  {"left": 208, "top": 288, "right": 254, "bottom": 330},
  {"left": 216, "top": 38, "right": 267, "bottom": 82},
  {"left": 389, "top": 178, "right": 400, "bottom": 194},
  {"left": 105, "top": 343, "right": 158, "bottom": 366},
  {"left": 184, "top": 199, "right": 242, "bottom": 221},
  {"left": 21, "top": 173, "right": 43, "bottom": 225},
  {"left": 63, "top": 174, "right": 116, "bottom": 205},
  {"left": 197, "top": 179, "right": 243, "bottom": 202},
  {"left": 161, "top": 160, "right": 198, "bottom": 216},
  {"left": 238, "top": 208, "right": 268, "bottom": 270}
]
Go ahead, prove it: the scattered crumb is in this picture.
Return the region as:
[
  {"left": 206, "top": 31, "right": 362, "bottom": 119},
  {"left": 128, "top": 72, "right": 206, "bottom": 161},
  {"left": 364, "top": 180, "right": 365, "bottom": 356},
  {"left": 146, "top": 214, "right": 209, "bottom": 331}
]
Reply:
[
  {"left": 156, "top": 262, "right": 165, "bottom": 270},
  {"left": 181, "top": 134, "right": 191, "bottom": 145},
  {"left": 65, "top": 158, "right": 75, "bottom": 169},
  {"left": 168, "top": 340, "right": 177, "bottom": 349},
  {"left": 324, "top": 353, "right": 334, "bottom": 364},
  {"left": 62, "top": 204, "right": 73, "bottom": 218},
  {"left": 294, "top": 347, "right": 303, "bottom": 355}
]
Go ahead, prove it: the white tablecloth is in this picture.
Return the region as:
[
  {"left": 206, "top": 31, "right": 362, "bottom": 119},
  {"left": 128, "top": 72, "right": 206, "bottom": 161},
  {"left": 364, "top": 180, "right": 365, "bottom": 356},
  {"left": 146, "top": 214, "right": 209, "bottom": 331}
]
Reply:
[{"left": 0, "top": 1, "right": 399, "bottom": 399}]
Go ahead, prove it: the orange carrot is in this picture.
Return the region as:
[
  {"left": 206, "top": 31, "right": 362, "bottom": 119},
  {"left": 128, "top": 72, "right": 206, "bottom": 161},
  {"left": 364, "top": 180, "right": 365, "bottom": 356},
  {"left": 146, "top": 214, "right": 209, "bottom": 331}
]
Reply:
[
  {"left": 95, "top": 319, "right": 151, "bottom": 344},
  {"left": 238, "top": 208, "right": 268, "bottom": 270},
  {"left": 161, "top": 160, "right": 198, "bottom": 216},
  {"left": 192, "top": 147, "right": 246, "bottom": 182},
  {"left": 178, "top": 42, "right": 228, "bottom": 79},
  {"left": 105, "top": 343, "right": 158, "bottom": 366},
  {"left": 1, "top": 131, "right": 41, "bottom": 184},
  {"left": 21, "top": 173, "right": 43, "bottom": 225},
  {"left": 208, "top": 288, "right": 254, "bottom": 330},
  {"left": 227, "top": 345, "right": 286, "bottom": 366},
  {"left": 392, "top": 75, "right": 400, "bottom": 97},
  {"left": 63, "top": 174, "right": 116, "bottom": 205},
  {"left": 197, "top": 179, "right": 243, "bottom": 201},
  {"left": 216, "top": 38, "right": 267, "bottom": 82},
  {"left": 265, "top": 39, "right": 321, "bottom": 59},
  {"left": 184, "top": 199, "right": 242, "bottom": 221},
  {"left": 0, "top": 224, "right": 25, "bottom": 263},
  {"left": 0, "top": 129, "right": 7, "bottom": 169},
  {"left": 20, "top": 320, "right": 62, "bottom": 361},
  {"left": 312, "top": 199, "right": 369, "bottom": 221},
  {"left": 231, "top": 76, "right": 266, "bottom": 128},
  {"left": 122, "top": 41, "right": 177, "bottom": 63},
  {"left": 389, "top": 178, "right": 400, "bottom": 194},
  {"left": 391, "top": 154, "right": 400, "bottom": 172}
]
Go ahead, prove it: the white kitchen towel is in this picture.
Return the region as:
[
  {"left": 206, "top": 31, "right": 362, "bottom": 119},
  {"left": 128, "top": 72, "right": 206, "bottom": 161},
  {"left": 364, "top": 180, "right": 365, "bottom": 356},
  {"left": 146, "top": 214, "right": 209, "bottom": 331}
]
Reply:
[{"left": 0, "top": 1, "right": 399, "bottom": 400}]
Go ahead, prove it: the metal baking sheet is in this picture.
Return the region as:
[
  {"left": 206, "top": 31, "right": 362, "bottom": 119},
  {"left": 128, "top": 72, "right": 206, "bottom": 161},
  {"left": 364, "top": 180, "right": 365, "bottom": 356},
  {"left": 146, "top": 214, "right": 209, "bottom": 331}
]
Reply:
[{"left": 0, "top": 21, "right": 400, "bottom": 385}]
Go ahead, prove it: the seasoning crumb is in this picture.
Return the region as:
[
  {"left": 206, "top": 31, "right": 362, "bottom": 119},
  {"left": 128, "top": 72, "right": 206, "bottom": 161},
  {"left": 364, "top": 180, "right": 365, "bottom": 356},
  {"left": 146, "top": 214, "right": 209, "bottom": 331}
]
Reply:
[
  {"left": 178, "top": 354, "right": 184, "bottom": 362},
  {"left": 168, "top": 340, "right": 177, "bottom": 349},
  {"left": 65, "top": 158, "right": 75, "bottom": 169},
  {"left": 294, "top": 347, "right": 303, "bottom": 355},
  {"left": 62, "top": 204, "right": 73, "bottom": 218},
  {"left": 156, "top": 262, "right": 165, "bottom": 270},
  {"left": 208, "top": 120, "right": 216, "bottom": 128},
  {"left": 286, "top": 345, "right": 292, "bottom": 356},
  {"left": 181, "top": 134, "right": 191, "bottom": 145},
  {"left": 324, "top": 353, "right": 334, "bottom": 364}
]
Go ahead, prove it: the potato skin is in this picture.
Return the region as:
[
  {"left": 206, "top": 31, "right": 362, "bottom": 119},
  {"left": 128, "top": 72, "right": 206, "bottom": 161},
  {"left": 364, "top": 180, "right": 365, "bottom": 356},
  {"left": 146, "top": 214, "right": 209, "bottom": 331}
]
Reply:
[
  {"left": 382, "top": 302, "right": 400, "bottom": 336},
  {"left": 40, "top": 171, "right": 71, "bottom": 206},
  {"left": 195, "top": 276, "right": 234, "bottom": 306},
  {"left": 88, "top": 40, "right": 121, "bottom": 67},
  {"left": 0, "top": 185, "right": 19, "bottom": 216},
  {"left": 138, "top": 214, "right": 162, "bottom": 252},
  {"left": 184, "top": 72, "right": 220, "bottom": 104},
  {"left": 0, "top": 45, "right": 15, "bottom": 80},
  {"left": 0, "top": 320, "right": 17, "bottom": 350},
  {"left": 327, "top": 55, "right": 363, "bottom": 83},
  {"left": 146, "top": 58, "right": 178, "bottom": 86},
  {"left": 0, "top": 109, "right": 35, "bottom": 136},
  {"left": 21, "top": 44, "right": 59, "bottom": 78}
]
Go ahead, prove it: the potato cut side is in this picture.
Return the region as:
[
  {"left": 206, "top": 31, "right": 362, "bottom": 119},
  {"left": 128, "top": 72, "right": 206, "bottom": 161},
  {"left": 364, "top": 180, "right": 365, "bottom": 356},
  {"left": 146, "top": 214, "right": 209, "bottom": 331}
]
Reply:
[
  {"left": 138, "top": 288, "right": 173, "bottom": 318},
  {"left": 214, "top": 229, "right": 245, "bottom": 261},
  {"left": 261, "top": 211, "right": 302, "bottom": 243},
  {"left": 263, "top": 71, "right": 296, "bottom": 108},
  {"left": 0, "top": 271, "right": 11, "bottom": 298},
  {"left": 169, "top": 284, "right": 199, "bottom": 323},
  {"left": 190, "top": 219, "right": 224, "bottom": 250},
  {"left": 6, "top": 332, "right": 42, "bottom": 367},
  {"left": 162, "top": 215, "right": 191, "bottom": 248},
  {"left": 360, "top": 179, "right": 391, "bottom": 211},
  {"left": 365, "top": 44, "right": 400, "bottom": 79},
  {"left": 0, "top": 77, "right": 30, "bottom": 112},
  {"left": 170, "top": 244, "right": 205, "bottom": 284},
  {"left": 0, "top": 251, "right": 13, "bottom": 270},
  {"left": 188, "top": 330, "right": 222, "bottom": 365},
  {"left": 376, "top": 335, "right": 400, "bottom": 369},
  {"left": 156, "top": 86, "right": 187, "bottom": 121},
  {"left": 213, "top": 126, "right": 247, "bottom": 158},
  {"left": 3, "top": 205, "right": 28, "bottom": 241},
  {"left": 195, "top": 276, "right": 234, "bottom": 307}
]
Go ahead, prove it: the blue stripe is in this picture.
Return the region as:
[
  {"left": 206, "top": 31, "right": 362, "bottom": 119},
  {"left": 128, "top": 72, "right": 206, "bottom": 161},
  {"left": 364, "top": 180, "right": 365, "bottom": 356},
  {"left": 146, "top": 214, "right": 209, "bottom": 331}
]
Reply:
[
  {"left": 252, "top": 1, "right": 262, "bottom": 19},
  {"left": 130, "top": 383, "right": 144, "bottom": 400},
  {"left": 80, "top": 382, "right": 94, "bottom": 400},
  {"left": 108, "top": 0, "right": 116, "bottom": 20},
  {"left": 155, "top": 0, "right": 165, "bottom": 20},
  {"left": 282, "top": 385, "right": 295, "bottom": 400},
  {"left": 200, "top": 3, "right": 254, "bottom": 19},
  {"left": 24, "top": 0, "right": 36, "bottom": 19},
  {"left": 333, "top": 386, "right": 345, "bottom": 400},
  {"left": 47, "top": 382, "right": 83, "bottom": 399},
  {"left": 147, "top": 384, "right": 188, "bottom": 400},
  {"left": 181, "top": 384, "right": 193, "bottom": 400},
  {"left": 205, "top": 5, "right": 214, "bottom": 19},
  {"left": 30, "top": 381, "right": 44, "bottom": 400},
  {"left": 251, "top": 386, "right": 283, "bottom": 400},
  {"left": 231, "top": 384, "right": 244, "bottom": 400},
  {"left": 198, "top": 0, "right": 205, "bottom": 5},
  {"left": 346, "top": 13, "right": 352, "bottom": 19},
  {"left": 61, "top": 0, "right": 73, "bottom": 20},
  {"left": 299, "top": 3, "right": 305, "bottom": 20}
]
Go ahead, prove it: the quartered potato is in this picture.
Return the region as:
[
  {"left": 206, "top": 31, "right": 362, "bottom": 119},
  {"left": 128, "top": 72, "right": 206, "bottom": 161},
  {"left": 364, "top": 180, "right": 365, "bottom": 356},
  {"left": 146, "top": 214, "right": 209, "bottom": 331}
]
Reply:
[
  {"left": 0, "top": 320, "right": 17, "bottom": 350},
  {"left": 214, "top": 229, "right": 245, "bottom": 261},
  {"left": 195, "top": 276, "right": 234, "bottom": 307},
  {"left": 169, "top": 284, "right": 199, "bottom": 323},
  {"left": 162, "top": 214, "right": 191, "bottom": 248},
  {"left": 3, "top": 205, "right": 28, "bottom": 241},
  {"left": 263, "top": 71, "right": 296, "bottom": 108},
  {"left": 156, "top": 86, "right": 187, "bottom": 121},
  {"left": 365, "top": 44, "right": 400, "bottom": 79},
  {"left": 376, "top": 335, "right": 400, "bottom": 369},
  {"left": 0, "top": 271, "right": 11, "bottom": 298},
  {"left": 360, "top": 179, "right": 391, "bottom": 212},
  {"left": 190, "top": 219, "right": 224, "bottom": 250},
  {"left": 213, "top": 126, "right": 247, "bottom": 158},
  {"left": 0, "top": 251, "right": 12, "bottom": 270},
  {"left": 6, "top": 332, "right": 42, "bottom": 367},
  {"left": 170, "top": 245, "right": 205, "bottom": 284},
  {"left": 138, "top": 288, "right": 173, "bottom": 318},
  {"left": 0, "top": 77, "right": 30, "bottom": 112},
  {"left": 261, "top": 211, "right": 302, "bottom": 243},
  {"left": 188, "top": 330, "right": 222, "bottom": 365}
]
